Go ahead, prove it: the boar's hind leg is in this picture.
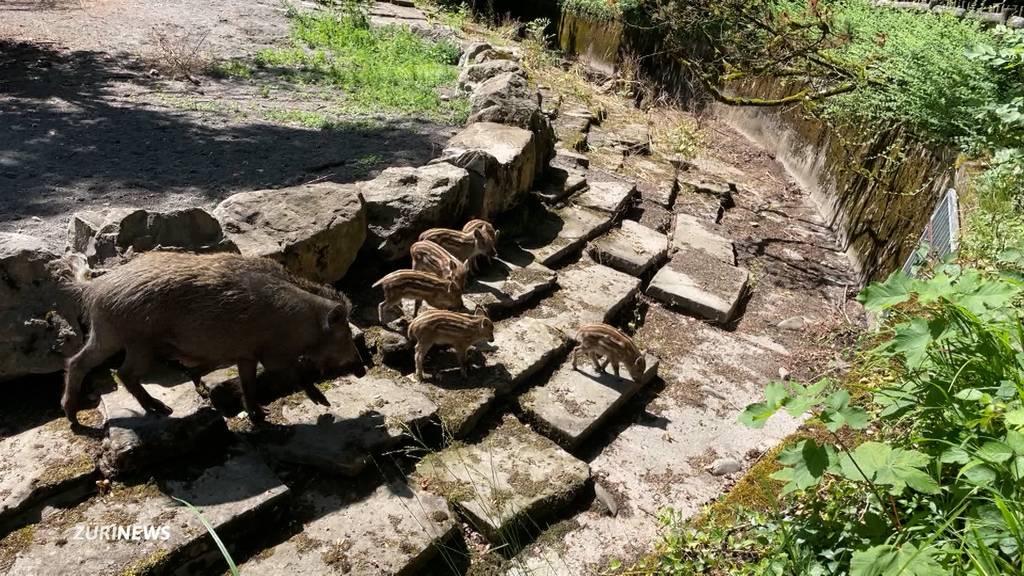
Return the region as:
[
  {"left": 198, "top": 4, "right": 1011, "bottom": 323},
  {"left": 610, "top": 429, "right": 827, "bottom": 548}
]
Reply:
[
  {"left": 119, "top": 347, "right": 172, "bottom": 416},
  {"left": 63, "top": 330, "right": 119, "bottom": 425},
  {"left": 237, "top": 359, "right": 267, "bottom": 423}
]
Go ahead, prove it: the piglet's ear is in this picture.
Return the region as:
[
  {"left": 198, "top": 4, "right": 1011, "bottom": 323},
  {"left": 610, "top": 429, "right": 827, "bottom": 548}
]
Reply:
[{"left": 473, "top": 228, "right": 486, "bottom": 242}]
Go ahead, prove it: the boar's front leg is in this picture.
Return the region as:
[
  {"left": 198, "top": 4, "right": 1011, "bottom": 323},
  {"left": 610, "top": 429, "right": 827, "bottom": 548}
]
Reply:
[
  {"left": 118, "top": 347, "right": 173, "bottom": 417},
  {"left": 63, "top": 329, "right": 119, "bottom": 425},
  {"left": 237, "top": 359, "right": 267, "bottom": 423}
]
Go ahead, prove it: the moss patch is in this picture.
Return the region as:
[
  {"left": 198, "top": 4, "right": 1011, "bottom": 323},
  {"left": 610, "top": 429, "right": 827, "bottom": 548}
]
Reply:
[{"left": 0, "top": 525, "right": 35, "bottom": 573}]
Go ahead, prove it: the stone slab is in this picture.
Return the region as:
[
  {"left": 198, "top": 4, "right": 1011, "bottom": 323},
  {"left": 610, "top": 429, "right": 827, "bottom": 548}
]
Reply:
[
  {"left": 534, "top": 167, "right": 588, "bottom": 204},
  {"left": 464, "top": 254, "right": 557, "bottom": 315},
  {"left": 587, "top": 124, "right": 650, "bottom": 155},
  {"left": 672, "top": 212, "right": 736, "bottom": 265},
  {"left": 588, "top": 219, "right": 669, "bottom": 276},
  {"left": 99, "top": 370, "right": 226, "bottom": 478},
  {"left": 484, "top": 316, "right": 571, "bottom": 395},
  {"left": 550, "top": 148, "right": 589, "bottom": 170},
  {"left": 0, "top": 415, "right": 100, "bottom": 529},
  {"left": 647, "top": 250, "right": 750, "bottom": 324},
  {"left": 515, "top": 205, "right": 615, "bottom": 268},
  {"left": 570, "top": 175, "right": 635, "bottom": 215},
  {"left": 0, "top": 450, "right": 288, "bottom": 576},
  {"left": 240, "top": 480, "right": 456, "bottom": 576},
  {"left": 256, "top": 376, "right": 437, "bottom": 475},
  {"left": 413, "top": 415, "right": 590, "bottom": 543},
  {"left": 408, "top": 379, "right": 495, "bottom": 440},
  {"left": 526, "top": 259, "right": 641, "bottom": 336},
  {"left": 521, "top": 353, "right": 659, "bottom": 449}
]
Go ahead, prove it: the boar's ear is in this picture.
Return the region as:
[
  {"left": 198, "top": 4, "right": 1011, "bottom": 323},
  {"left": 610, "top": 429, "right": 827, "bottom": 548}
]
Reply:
[{"left": 326, "top": 302, "right": 349, "bottom": 329}]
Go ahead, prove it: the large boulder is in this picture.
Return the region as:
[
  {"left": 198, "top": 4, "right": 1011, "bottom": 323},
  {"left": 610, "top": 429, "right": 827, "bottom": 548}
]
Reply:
[
  {"left": 458, "top": 59, "right": 525, "bottom": 90},
  {"left": 358, "top": 163, "right": 471, "bottom": 260},
  {"left": 432, "top": 122, "right": 538, "bottom": 218},
  {"left": 214, "top": 182, "right": 367, "bottom": 283},
  {"left": 68, "top": 207, "right": 236, "bottom": 265},
  {"left": 467, "top": 72, "right": 555, "bottom": 175},
  {"left": 0, "top": 233, "right": 83, "bottom": 382}
]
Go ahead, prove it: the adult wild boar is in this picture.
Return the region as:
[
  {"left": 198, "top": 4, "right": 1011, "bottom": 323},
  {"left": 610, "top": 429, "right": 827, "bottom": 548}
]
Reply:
[{"left": 63, "top": 252, "right": 360, "bottom": 425}]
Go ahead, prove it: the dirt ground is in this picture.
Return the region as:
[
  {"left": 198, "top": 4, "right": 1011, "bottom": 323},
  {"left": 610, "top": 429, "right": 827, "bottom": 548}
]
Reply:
[{"left": 0, "top": 0, "right": 458, "bottom": 247}]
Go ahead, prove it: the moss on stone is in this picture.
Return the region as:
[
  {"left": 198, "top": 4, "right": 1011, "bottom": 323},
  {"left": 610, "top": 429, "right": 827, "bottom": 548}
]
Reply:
[
  {"left": 0, "top": 525, "right": 35, "bottom": 573},
  {"left": 119, "top": 548, "right": 169, "bottom": 576}
]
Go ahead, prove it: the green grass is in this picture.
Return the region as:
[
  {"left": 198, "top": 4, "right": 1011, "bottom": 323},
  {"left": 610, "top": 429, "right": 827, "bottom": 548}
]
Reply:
[{"left": 254, "top": 7, "right": 468, "bottom": 123}]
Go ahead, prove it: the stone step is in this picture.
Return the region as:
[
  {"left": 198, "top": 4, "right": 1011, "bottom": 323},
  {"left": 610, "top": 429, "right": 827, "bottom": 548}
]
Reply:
[
  {"left": 0, "top": 414, "right": 101, "bottom": 531},
  {"left": 412, "top": 415, "right": 590, "bottom": 544},
  {"left": 514, "top": 204, "right": 616, "bottom": 268},
  {"left": 569, "top": 173, "right": 635, "bottom": 215},
  {"left": 526, "top": 258, "right": 641, "bottom": 336},
  {"left": 624, "top": 156, "right": 679, "bottom": 208},
  {"left": 520, "top": 353, "right": 660, "bottom": 450},
  {"left": 534, "top": 166, "right": 587, "bottom": 204},
  {"left": 0, "top": 450, "right": 288, "bottom": 576},
  {"left": 239, "top": 480, "right": 456, "bottom": 576},
  {"left": 588, "top": 219, "right": 669, "bottom": 277},
  {"left": 244, "top": 375, "right": 437, "bottom": 475},
  {"left": 550, "top": 148, "right": 589, "bottom": 171},
  {"left": 99, "top": 369, "right": 226, "bottom": 478},
  {"left": 464, "top": 253, "right": 557, "bottom": 316},
  {"left": 672, "top": 212, "right": 736, "bottom": 265},
  {"left": 647, "top": 249, "right": 750, "bottom": 325},
  {"left": 409, "top": 315, "right": 570, "bottom": 438}
]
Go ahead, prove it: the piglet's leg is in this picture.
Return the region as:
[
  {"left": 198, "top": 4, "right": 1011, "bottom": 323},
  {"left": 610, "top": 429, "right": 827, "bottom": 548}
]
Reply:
[
  {"left": 63, "top": 330, "right": 118, "bottom": 425},
  {"left": 119, "top": 347, "right": 172, "bottom": 417},
  {"left": 589, "top": 352, "right": 603, "bottom": 372},
  {"left": 238, "top": 359, "right": 266, "bottom": 423}
]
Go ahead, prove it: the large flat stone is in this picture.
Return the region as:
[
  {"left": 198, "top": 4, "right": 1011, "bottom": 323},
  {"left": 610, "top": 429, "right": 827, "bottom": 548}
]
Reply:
[
  {"left": 413, "top": 415, "right": 590, "bottom": 543},
  {"left": 0, "top": 415, "right": 100, "bottom": 530},
  {"left": 550, "top": 148, "right": 589, "bottom": 171},
  {"left": 521, "top": 354, "right": 659, "bottom": 449},
  {"left": 515, "top": 205, "right": 615, "bottom": 268},
  {"left": 255, "top": 375, "right": 437, "bottom": 475},
  {"left": 570, "top": 174, "right": 635, "bottom": 214},
  {"left": 672, "top": 212, "right": 735, "bottom": 265},
  {"left": 358, "top": 163, "right": 471, "bottom": 260},
  {"left": 463, "top": 254, "right": 557, "bottom": 315},
  {"left": 534, "top": 166, "right": 587, "bottom": 204},
  {"left": 435, "top": 122, "right": 538, "bottom": 219},
  {"left": 214, "top": 182, "right": 367, "bottom": 283},
  {"left": 647, "top": 250, "right": 750, "bottom": 324},
  {"left": 484, "top": 316, "right": 571, "bottom": 395},
  {"left": 240, "top": 480, "right": 456, "bottom": 576},
  {"left": 99, "top": 370, "right": 226, "bottom": 478},
  {"left": 588, "top": 219, "right": 669, "bottom": 276},
  {"left": 1, "top": 450, "right": 288, "bottom": 576},
  {"left": 408, "top": 379, "right": 495, "bottom": 440},
  {"left": 526, "top": 259, "right": 641, "bottom": 335}
]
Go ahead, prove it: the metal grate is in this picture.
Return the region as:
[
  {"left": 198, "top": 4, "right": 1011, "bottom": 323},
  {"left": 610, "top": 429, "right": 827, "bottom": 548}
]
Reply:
[{"left": 902, "top": 188, "right": 961, "bottom": 276}]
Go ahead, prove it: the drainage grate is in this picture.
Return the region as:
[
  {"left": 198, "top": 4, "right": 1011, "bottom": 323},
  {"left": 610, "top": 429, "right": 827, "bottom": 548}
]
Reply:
[{"left": 902, "top": 188, "right": 960, "bottom": 276}]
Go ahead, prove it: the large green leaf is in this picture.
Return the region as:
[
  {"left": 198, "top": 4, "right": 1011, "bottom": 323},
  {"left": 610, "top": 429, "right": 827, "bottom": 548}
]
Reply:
[
  {"left": 890, "top": 317, "right": 940, "bottom": 368},
  {"left": 961, "top": 460, "right": 998, "bottom": 486},
  {"left": 822, "top": 390, "right": 870, "bottom": 431},
  {"left": 739, "top": 381, "right": 794, "bottom": 428},
  {"left": 976, "top": 441, "right": 1014, "bottom": 463},
  {"left": 772, "top": 439, "right": 832, "bottom": 494},
  {"left": 1005, "top": 409, "right": 1024, "bottom": 428},
  {"left": 850, "top": 543, "right": 948, "bottom": 576},
  {"left": 858, "top": 273, "right": 915, "bottom": 312},
  {"left": 838, "top": 442, "right": 939, "bottom": 495}
]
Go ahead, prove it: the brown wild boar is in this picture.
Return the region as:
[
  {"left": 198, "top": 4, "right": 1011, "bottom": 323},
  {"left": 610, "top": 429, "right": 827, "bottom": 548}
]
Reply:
[
  {"left": 419, "top": 224, "right": 497, "bottom": 273},
  {"left": 572, "top": 323, "right": 646, "bottom": 382},
  {"left": 462, "top": 219, "right": 498, "bottom": 265},
  {"left": 409, "top": 240, "right": 469, "bottom": 289},
  {"left": 407, "top": 308, "right": 494, "bottom": 381},
  {"left": 63, "top": 252, "right": 360, "bottom": 425},
  {"left": 372, "top": 269, "right": 464, "bottom": 323}
]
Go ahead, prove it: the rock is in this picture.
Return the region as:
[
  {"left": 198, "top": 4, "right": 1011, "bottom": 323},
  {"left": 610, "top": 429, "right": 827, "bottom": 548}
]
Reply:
[
  {"left": 467, "top": 73, "right": 555, "bottom": 174},
  {"left": 239, "top": 480, "right": 456, "bottom": 576},
  {"left": 459, "top": 42, "right": 492, "bottom": 67},
  {"left": 98, "top": 369, "right": 226, "bottom": 478},
  {"left": 522, "top": 353, "right": 659, "bottom": 449},
  {"left": 625, "top": 156, "right": 679, "bottom": 208},
  {"left": 255, "top": 375, "right": 437, "bottom": 475},
  {"left": 588, "top": 220, "right": 669, "bottom": 276},
  {"left": 463, "top": 254, "right": 557, "bottom": 315},
  {"left": 0, "top": 415, "right": 100, "bottom": 530},
  {"left": 777, "top": 315, "right": 807, "bottom": 331},
  {"left": 458, "top": 59, "right": 524, "bottom": 90},
  {"left": 214, "top": 182, "right": 367, "bottom": 283},
  {"left": 358, "top": 163, "right": 470, "bottom": 260},
  {"left": 0, "top": 233, "right": 83, "bottom": 382},
  {"left": 571, "top": 174, "right": 636, "bottom": 215},
  {"left": 587, "top": 123, "right": 650, "bottom": 155},
  {"left": 708, "top": 457, "right": 742, "bottom": 476},
  {"left": 551, "top": 148, "right": 590, "bottom": 170},
  {"left": 409, "top": 378, "right": 494, "bottom": 439},
  {"left": 527, "top": 259, "right": 641, "bottom": 335},
  {"left": 778, "top": 367, "right": 791, "bottom": 381},
  {"left": 1, "top": 450, "right": 288, "bottom": 576},
  {"left": 434, "top": 122, "right": 538, "bottom": 219},
  {"left": 483, "top": 316, "right": 571, "bottom": 395},
  {"left": 534, "top": 166, "right": 588, "bottom": 204},
  {"left": 647, "top": 250, "right": 750, "bottom": 325},
  {"left": 553, "top": 114, "right": 592, "bottom": 149},
  {"left": 672, "top": 212, "right": 736, "bottom": 266},
  {"left": 368, "top": 1, "right": 454, "bottom": 40},
  {"left": 514, "top": 204, "right": 616, "bottom": 268},
  {"left": 594, "top": 482, "right": 619, "bottom": 517},
  {"left": 413, "top": 415, "right": 590, "bottom": 544},
  {"left": 68, "top": 207, "right": 236, "bottom": 265}
]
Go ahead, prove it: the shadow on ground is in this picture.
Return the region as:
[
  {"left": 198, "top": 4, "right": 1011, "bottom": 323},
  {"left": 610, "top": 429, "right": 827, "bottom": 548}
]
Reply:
[{"left": 0, "top": 40, "right": 454, "bottom": 240}]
